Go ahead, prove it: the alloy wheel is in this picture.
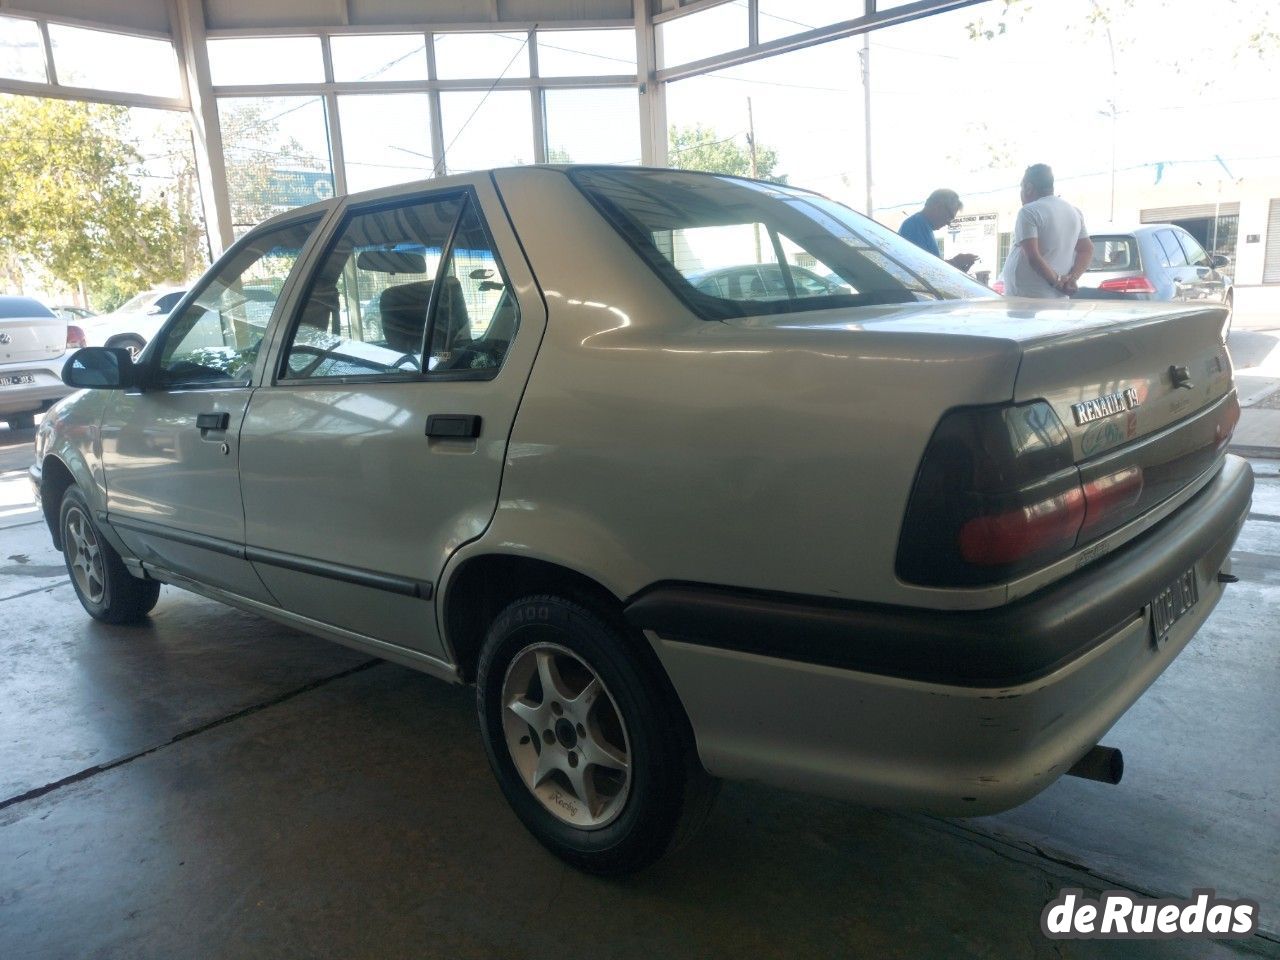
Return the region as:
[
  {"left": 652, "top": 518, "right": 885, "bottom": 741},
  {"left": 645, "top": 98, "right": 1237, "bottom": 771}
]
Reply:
[
  {"left": 501, "top": 642, "right": 631, "bottom": 829},
  {"left": 64, "top": 506, "right": 106, "bottom": 604}
]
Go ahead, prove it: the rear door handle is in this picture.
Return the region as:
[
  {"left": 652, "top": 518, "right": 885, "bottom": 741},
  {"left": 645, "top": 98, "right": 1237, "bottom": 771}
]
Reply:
[
  {"left": 196, "top": 412, "right": 230, "bottom": 431},
  {"left": 425, "top": 414, "right": 482, "bottom": 438}
]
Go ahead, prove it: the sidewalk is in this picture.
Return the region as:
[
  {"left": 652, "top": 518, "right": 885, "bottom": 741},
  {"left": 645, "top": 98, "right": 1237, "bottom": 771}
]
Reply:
[
  {"left": 1234, "top": 385, "right": 1280, "bottom": 460},
  {"left": 1229, "top": 298, "right": 1280, "bottom": 459}
]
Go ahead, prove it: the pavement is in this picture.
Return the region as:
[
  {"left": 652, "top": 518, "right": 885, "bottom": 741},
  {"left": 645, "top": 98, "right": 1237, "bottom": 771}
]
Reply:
[{"left": 1229, "top": 286, "right": 1280, "bottom": 459}]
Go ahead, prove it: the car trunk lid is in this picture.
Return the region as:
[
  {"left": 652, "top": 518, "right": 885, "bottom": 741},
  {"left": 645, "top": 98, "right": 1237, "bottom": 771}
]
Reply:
[
  {"left": 726, "top": 296, "right": 1233, "bottom": 460},
  {"left": 0, "top": 312, "right": 65, "bottom": 364},
  {"left": 1013, "top": 301, "right": 1232, "bottom": 461}
]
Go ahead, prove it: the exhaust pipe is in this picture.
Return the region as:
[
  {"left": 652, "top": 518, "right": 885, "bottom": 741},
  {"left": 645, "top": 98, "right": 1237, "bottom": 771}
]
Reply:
[{"left": 1066, "top": 745, "right": 1124, "bottom": 785}]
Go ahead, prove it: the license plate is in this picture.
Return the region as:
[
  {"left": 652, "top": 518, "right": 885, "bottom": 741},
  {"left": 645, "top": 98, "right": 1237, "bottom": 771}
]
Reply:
[
  {"left": 1150, "top": 568, "right": 1199, "bottom": 645},
  {"left": 0, "top": 374, "right": 35, "bottom": 386}
]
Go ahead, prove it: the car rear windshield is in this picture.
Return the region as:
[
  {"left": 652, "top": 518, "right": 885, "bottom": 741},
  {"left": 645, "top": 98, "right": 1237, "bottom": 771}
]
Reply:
[
  {"left": 569, "top": 168, "right": 994, "bottom": 320},
  {"left": 1086, "top": 236, "right": 1140, "bottom": 272},
  {"left": 0, "top": 297, "right": 55, "bottom": 319}
]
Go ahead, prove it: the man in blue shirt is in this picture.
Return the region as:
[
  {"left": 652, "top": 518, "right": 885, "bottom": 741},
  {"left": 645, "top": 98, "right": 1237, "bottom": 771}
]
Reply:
[{"left": 899, "top": 189, "right": 978, "bottom": 272}]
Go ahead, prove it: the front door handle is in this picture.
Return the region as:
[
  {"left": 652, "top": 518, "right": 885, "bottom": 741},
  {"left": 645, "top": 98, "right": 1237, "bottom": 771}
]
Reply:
[
  {"left": 196, "top": 412, "right": 230, "bottom": 431},
  {"left": 425, "top": 414, "right": 482, "bottom": 438}
]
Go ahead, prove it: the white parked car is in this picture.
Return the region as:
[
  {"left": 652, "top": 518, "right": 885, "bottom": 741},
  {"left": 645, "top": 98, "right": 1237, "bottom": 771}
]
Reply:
[
  {"left": 32, "top": 167, "right": 1250, "bottom": 874},
  {"left": 0, "top": 295, "right": 79, "bottom": 430},
  {"left": 81, "top": 287, "right": 188, "bottom": 358}
]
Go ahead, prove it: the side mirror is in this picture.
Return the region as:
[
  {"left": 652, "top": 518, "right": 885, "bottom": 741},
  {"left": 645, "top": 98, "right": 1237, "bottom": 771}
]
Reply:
[
  {"left": 1210, "top": 254, "right": 1231, "bottom": 269},
  {"left": 62, "top": 347, "right": 139, "bottom": 389}
]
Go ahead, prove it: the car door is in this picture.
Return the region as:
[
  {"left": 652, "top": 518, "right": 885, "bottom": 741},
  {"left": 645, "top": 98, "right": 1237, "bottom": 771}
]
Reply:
[
  {"left": 1172, "top": 229, "right": 1226, "bottom": 304},
  {"left": 238, "top": 179, "right": 546, "bottom": 659},
  {"left": 1153, "top": 228, "right": 1196, "bottom": 302},
  {"left": 100, "top": 211, "right": 329, "bottom": 601}
]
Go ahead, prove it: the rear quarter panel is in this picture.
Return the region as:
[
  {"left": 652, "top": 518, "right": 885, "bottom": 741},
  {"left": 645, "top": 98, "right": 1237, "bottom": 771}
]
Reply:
[{"left": 458, "top": 170, "right": 1024, "bottom": 609}]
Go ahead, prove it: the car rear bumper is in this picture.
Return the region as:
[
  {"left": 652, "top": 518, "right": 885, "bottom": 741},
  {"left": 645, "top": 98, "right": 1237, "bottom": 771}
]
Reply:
[
  {"left": 630, "top": 454, "right": 1252, "bottom": 815},
  {"left": 0, "top": 358, "right": 72, "bottom": 417}
]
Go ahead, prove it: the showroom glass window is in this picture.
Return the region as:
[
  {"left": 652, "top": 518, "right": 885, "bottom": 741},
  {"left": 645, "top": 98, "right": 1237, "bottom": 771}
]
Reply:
[
  {"left": 155, "top": 217, "right": 321, "bottom": 388},
  {"left": 280, "top": 193, "right": 519, "bottom": 380}
]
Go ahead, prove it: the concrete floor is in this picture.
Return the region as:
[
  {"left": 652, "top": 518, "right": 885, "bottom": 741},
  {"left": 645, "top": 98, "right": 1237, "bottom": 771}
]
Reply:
[{"left": 1, "top": 426, "right": 1278, "bottom": 959}]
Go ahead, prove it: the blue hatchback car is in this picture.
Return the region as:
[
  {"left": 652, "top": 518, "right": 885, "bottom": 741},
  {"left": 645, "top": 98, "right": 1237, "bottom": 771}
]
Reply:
[{"left": 1072, "top": 223, "right": 1234, "bottom": 331}]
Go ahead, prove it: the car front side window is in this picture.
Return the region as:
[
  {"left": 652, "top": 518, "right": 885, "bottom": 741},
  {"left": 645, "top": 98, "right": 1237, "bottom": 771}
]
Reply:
[{"left": 155, "top": 217, "right": 320, "bottom": 389}]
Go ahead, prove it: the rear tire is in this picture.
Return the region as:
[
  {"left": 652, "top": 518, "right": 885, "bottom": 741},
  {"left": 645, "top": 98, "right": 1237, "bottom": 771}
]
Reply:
[
  {"left": 476, "top": 594, "right": 716, "bottom": 876},
  {"left": 59, "top": 486, "right": 160, "bottom": 623},
  {"left": 6, "top": 412, "right": 36, "bottom": 430}
]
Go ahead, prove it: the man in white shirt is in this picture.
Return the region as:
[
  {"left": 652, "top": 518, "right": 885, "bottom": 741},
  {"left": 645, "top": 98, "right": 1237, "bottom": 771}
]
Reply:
[{"left": 1001, "top": 164, "right": 1093, "bottom": 299}]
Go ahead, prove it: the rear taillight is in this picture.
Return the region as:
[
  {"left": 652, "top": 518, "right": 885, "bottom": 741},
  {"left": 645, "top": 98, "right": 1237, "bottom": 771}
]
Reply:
[
  {"left": 1081, "top": 465, "right": 1144, "bottom": 534},
  {"left": 958, "top": 486, "right": 1085, "bottom": 566},
  {"left": 991, "top": 279, "right": 1005, "bottom": 295},
  {"left": 66, "top": 325, "right": 86, "bottom": 349},
  {"left": 896, "top": 401, "right": 1083, "bottom": 587},
  {"left": 1098, "top": 275, "right": 1156, "bottom": 294}
]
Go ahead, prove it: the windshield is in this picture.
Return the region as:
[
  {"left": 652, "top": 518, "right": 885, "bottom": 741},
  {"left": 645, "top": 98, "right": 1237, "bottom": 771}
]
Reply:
[
  {"left": 115, "top": 291, "right": 162, "bottom": 313},
  {"left": 569, "top": 168, "right": 994, "bottom": 320}
]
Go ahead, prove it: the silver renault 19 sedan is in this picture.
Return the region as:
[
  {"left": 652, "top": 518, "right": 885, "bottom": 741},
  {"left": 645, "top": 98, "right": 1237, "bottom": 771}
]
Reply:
[{"left": 31, "top": 166, "right": 1251, "bottom": 875}]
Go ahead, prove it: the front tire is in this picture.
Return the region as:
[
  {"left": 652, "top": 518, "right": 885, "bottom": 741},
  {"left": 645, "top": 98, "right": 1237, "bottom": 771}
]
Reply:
[
  {"left": 59, "top": 486, "right": 160, "bottom": 623},
  {"left": 477, "top": 594, "right": 715, "bottom": 876}
]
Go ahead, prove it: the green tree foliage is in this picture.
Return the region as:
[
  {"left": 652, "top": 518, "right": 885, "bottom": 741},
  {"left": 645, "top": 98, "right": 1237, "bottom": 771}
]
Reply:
[
  {"left": 668, "top": 123, "right": 787, "bottom": 183},
  {"left": 220, "top": 100, "right": 331, "bottom": 228},
  {"left": 967, "top": 0, "right": 1276, "bottom": 56},
  {"left": 0, "top": 95, "right": 189, "bottom": 310}
]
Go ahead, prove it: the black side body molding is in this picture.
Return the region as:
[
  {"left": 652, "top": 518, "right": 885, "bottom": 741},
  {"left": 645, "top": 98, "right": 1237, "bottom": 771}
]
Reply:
[{"left": 107, "top": 515, "right": 432, "bottom": 599}]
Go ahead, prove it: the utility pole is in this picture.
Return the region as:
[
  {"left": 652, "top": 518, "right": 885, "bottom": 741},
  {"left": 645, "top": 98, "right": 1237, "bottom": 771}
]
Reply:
[
  {"left": 1093, "top": 0, "right": 1118, "bottom": 222},
  {"left": 859, "top": 34, "right": 872, "bottom": 216}
]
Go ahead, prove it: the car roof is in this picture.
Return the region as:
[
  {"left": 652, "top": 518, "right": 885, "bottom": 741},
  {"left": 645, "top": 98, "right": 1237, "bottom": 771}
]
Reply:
[
  {"left": 1090, "top": 223, "right": 1184, "bottom": 238},
  {"left": 258, "top": 164, "right": 824, "bottom": 228}
]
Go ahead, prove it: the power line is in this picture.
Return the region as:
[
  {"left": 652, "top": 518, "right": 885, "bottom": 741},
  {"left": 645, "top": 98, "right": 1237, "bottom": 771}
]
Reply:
[{"left": 437, "top": 31, "right": 530, "bottom": 174}]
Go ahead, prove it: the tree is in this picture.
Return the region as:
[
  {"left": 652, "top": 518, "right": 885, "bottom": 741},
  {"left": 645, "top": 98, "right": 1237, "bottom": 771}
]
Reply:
[
  {"left": 668, "top": 123, "right": 787, "bottom": 183},
  {"left": 967, "top": 0, "right": 1276, "bottom": 56},
  {"left": 219, "top": 100, "right": 330, "bottom": 229},
  {"left": 0, "top": 96, "right": 189, "bottom": 310}
]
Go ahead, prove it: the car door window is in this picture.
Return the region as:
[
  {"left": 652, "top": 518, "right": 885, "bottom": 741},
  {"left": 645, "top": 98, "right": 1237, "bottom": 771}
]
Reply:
[
  {"left": 154, "top": 292, "right": 184, "bottom": 314},
  {"left": 1155, "top": 230, "right": 1188, "bottom": 268},
  {"left": 155, "top": 218, "right": 319, "bottom": 388},
  {"left": 1175, "top": 231, "right": 1211, "bottom": 268},
  {"left": 281, "top": 195, "right": 465, "bottom": 380},
  {"left": 281, "top": 192, "right": 520, "bottom": 380},
  {"left": 425, "top": 199, "right": 521, "bottom": 376}
]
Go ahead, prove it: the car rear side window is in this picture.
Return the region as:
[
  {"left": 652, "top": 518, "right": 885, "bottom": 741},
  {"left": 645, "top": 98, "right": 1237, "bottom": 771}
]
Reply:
[
  {"left": 155, "top": 217, "right": 320, "bottom": 388},
  {"left": 1155, "top": 230, "right": 1188, "bottom": 268},
  {"left": 1174, "top": 230, "right": 1211, "bottom": 268},
  {"left": 570, "top": 167, "right": 993, "bottom": 320},
  {"left": 1086, "top": 236, "right": 1139, "bottom": 272}
]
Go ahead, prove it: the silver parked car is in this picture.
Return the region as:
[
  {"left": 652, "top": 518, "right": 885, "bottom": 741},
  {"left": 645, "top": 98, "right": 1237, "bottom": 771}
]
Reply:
[
  {"left": 32, "top": 167, "right": 1250, "bottom": 874},
  {"left": 0, "top": 295, "right": 78, "bottom": 430}
]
